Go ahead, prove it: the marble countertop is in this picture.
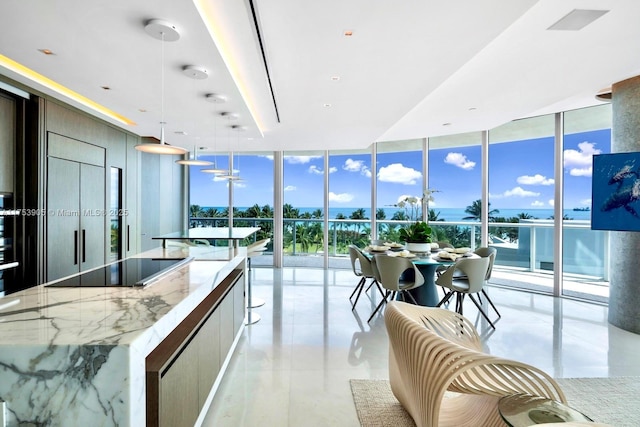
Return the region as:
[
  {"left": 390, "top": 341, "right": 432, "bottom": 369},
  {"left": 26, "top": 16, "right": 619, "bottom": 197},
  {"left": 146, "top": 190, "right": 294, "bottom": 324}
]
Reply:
[{"left": 0, "top": 245, "right": 246, "bottom": 348}]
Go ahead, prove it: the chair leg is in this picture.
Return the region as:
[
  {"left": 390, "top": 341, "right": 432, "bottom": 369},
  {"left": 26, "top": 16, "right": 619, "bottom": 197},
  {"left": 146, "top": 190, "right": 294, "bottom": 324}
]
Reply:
[
  {"left": 437, "top": 290, "right": 455, "bottom": 308},
  {"left": 350, "top": 277, "right": 366, "bottom": 310},
  {"left": 403, "top": 290, "right": 418, "bottom": 305},
  {"left": 481, "top": 289, "right": 502, "bottom": 319},
  {"left": 468, "top": 294, "right": 496, "bottom": 329},
  {"left": 367, "top": 290, "right": 391, "bottom": 323},
  {"left": 456, "top": 293, "right": 465, "bottom": 316}
]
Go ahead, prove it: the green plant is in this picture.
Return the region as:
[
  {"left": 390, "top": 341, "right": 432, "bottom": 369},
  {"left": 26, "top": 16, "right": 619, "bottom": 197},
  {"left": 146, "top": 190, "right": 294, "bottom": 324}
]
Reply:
[{"left": 399, "top": 221, "right": 432, "bottom": 243}]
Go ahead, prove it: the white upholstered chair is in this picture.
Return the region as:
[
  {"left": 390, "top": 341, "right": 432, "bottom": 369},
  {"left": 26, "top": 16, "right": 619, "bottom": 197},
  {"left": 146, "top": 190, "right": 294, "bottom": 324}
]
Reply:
[
  {"left": 436, "top": 256, "right": 501, "bottom": 329},
  {"left": 368, "top": 254, "right": 424, "bottom": 323},
  {"left": 385, "top": 301, "right": 566, "bottom": 427},
  {"left": 347, "top": 245, "right": 384, "bottom": 310}
]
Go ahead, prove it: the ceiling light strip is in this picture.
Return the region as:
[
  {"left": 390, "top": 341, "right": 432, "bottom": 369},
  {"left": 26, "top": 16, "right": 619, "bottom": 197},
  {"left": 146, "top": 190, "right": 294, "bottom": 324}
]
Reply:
[
  {"left": 0, "top": 54, "right": 135, "bottom": 126},
  {"left": 193, "top": 0, "right": 266, "bottom": 136},
  {"left": 247, "top": 0, "right": 280, "bottom": 123}
]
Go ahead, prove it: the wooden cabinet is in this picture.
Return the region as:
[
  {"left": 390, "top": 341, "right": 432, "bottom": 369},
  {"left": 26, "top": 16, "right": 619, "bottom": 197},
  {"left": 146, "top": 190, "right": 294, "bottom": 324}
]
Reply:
[
  {"left": 0, "top": 93, "right": 15, "bottom": 193},
  {"left": 146, "top": 268, "right": 245, "bottom": 427},
  {"left": 46, "top": 134, "right": 106, "bottom": 281}
]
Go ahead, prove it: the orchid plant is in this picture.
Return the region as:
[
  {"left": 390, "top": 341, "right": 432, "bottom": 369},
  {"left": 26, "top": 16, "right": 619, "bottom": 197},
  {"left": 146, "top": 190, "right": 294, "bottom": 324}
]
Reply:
[{"left": 396, "top": 189, "right": 438, "bottom": 243}]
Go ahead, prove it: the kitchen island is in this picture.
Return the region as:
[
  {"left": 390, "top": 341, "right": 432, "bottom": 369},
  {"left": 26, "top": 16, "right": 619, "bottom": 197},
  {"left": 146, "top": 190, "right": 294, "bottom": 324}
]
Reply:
[{"left": 0, "top": 245, "right": 247, "bottom": 427}]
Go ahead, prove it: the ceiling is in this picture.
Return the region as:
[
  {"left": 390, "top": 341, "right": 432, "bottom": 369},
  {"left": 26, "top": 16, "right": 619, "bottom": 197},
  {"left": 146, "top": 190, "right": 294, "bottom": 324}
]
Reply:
[{"left": 0, "top": 0, "right": 637, "bottom": 154}]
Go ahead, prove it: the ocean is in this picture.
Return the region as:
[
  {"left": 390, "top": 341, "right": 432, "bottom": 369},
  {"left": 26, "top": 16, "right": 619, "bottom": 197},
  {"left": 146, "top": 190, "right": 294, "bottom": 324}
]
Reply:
[{"left": 196, "top": 206, "right": 592, "bottom": 221}]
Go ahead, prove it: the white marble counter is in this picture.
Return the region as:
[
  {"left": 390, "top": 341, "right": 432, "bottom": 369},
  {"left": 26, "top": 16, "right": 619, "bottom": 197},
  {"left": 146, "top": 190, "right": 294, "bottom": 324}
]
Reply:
[{"left": 0, "top": 246, "right": 246, "bottom": 427}]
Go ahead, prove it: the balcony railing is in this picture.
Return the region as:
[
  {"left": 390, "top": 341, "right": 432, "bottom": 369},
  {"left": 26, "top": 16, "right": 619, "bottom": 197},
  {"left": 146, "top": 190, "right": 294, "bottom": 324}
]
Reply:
[{"left": 188, "top": 216, "right": 608, "bottom": 284}]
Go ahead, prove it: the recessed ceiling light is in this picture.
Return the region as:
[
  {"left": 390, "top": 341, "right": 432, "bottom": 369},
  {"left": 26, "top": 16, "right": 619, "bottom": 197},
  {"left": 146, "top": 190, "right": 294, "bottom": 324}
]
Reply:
[
  {"left": 331, "top": 76, "right": 340, "bottom": 81},
  {"left": 323, "top": 103, "right": 332, "bottom": 107},
  {"left": 468, "top": 107, "right": 477, "bottom": 111},
  {"left": 220, "top": 112, "right": 239, "bottom": 120},
  {"left": 547, "top": 9, "right": 609, "bottom": 31},
  {"left": 101, "top": 86, "right": 111, "bottom": 91},
  {"left": 182, "top": 65, "right": 208, "bottom": 79},
  {"left": 39, "top": 49, "right": 54, "bottom": 55},
  {"left": 205, "top": 93, "right": 226, "bottom": 103},
  {"left": 344, "top": 30, "right": 353, "bottom": 37},
  {"left": 231, "top": 125, "right": 247, "bottom": 132},
  {"left": 139, "top": 108, "right": 147, "bottom": 113},
  {"left": 174, "top": 131, "right": 188, "bottom": 135},
  {"left": 442, "top": 123, "right": 452, "bottom": 126}
]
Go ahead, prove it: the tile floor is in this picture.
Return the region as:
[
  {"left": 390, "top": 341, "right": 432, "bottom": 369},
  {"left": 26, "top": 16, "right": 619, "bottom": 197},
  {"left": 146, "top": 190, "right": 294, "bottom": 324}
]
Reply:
[{"left": 202, "top": 267, "right": 640, "bottom": 427}]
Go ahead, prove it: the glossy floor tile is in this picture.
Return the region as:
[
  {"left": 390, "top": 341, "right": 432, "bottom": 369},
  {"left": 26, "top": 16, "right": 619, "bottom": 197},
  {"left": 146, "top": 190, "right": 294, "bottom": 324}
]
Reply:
[{"left": 202, "top": 267, "right": 640, "bottom": 427}]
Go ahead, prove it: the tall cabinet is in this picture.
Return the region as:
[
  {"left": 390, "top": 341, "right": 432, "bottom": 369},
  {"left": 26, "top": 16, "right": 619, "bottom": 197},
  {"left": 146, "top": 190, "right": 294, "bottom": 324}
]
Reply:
[{"left": 46, "top": 133, "right": 106, "bottom": 282}]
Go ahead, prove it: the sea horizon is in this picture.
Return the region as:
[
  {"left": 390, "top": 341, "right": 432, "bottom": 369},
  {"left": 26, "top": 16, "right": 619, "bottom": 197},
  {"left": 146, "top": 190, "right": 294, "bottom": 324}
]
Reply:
[{"left": 193, "top": 205, "right": 592, "bottom": 222}]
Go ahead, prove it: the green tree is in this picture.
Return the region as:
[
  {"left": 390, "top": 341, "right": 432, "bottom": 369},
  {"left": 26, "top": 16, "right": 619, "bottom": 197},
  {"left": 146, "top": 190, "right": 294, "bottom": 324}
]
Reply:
[{"left": 463, "top": 199, "right": 499, "bottom": 221}]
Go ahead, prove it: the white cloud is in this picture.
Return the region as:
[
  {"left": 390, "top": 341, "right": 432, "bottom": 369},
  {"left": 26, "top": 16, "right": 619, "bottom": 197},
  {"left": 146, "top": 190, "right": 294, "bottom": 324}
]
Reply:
[
  {"left": 444, "top": 152, "right": 475, "bottom": 170},
  {"left": 549, "top": 199, "right": 554, "bottom": 207},
  {"left": 329, "top": 192, "right": 354, "bottom": 203},
  {"left": 308, "top": 165, "right": 336, "bottom": 174},
  {"left": 284, "top": 185, "right": 296, "bottom": 191},
  {"left": 570, "top": 167, "right": 592, "bottom": 177},
  {"left": 491, "top": 186, "right": 541, "bottom": 198},
  {"left": 233, "top": 181, "right": 246, "bottom": 188},
  {"left": 580, "top": 198, "right": 592, "bottom": 206},
  {"left": 343, "top": 158, "right": 372, "bottom": 177},
  {"left": 531, "top": 200, "right": 545, "bottom": 207},
  {"left": 343, "top": 159, "right": 364, "bottom": 172},
  {"left": 505, "top": 187, "right": 540, "bottom": 197},
  {"left": 285, "top": 155, "right": 322, "bottom": 164},
  {"left": 377, "top": 163, "right": 422, "bottom": 185},
  {"left": 564, "top": 141, "right": 601, "bottom": 177},
  {"left": 517, "top": 174, "right": 554, "bottom": 186}
]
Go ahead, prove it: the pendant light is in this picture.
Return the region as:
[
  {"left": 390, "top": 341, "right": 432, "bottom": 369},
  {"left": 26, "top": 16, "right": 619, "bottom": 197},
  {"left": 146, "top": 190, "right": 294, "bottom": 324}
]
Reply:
[
  {"left": 219, "top": 124, "right": 245, "bottom": 180},
  {"left": 135, "top": 19, "right": 187, "bottom": 155},
  {"left": 201, "top": 94, "right": 228, "bottom": 174},
  {"left": 176, "top": 145, "right": 213, "bottom": 166}
]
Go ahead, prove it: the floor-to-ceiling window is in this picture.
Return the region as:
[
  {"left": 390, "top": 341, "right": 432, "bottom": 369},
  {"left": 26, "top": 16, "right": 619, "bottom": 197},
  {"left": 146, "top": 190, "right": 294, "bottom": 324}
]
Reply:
[
  {"left": 375, "top": 140, "right": 423, "bottom": 243},
  {"left": 283, "top": 151, "right": 325, "bottom": 267},
  {"left": 562, "top": 104, "right": 611, "bottom": 302},
  {"left": 488, "top": 114, "right": 556, "bottom": 292},
  {"left": 232, "top": 152, "right": 275, "bottom": 262},
  {"left": 189, "top": 153, "right": 230, "bottom": 229},
  {"left": 428, "top": 132, "right": 482, "bottom": 248},
  {"left": 328, "top": 149, "right": 372, "bottom": 268}
]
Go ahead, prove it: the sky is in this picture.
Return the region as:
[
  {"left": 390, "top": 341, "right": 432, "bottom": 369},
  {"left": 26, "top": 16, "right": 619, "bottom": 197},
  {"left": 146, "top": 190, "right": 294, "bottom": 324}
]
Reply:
[{"left": 189, "top": 129, "right": 611, "bottom": 211}]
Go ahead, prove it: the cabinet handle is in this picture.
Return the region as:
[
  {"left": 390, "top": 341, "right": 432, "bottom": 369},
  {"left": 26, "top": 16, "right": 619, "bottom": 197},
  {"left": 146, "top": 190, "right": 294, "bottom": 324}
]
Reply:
[
  {"left": 82, "top": 229, "right": 86, "bottom": 263},
  {"left": 127, "top": 225, "right": 130, "bottom": 252},
  {"left": 74, "top": 230, "right": 78, "bottom": 265}
]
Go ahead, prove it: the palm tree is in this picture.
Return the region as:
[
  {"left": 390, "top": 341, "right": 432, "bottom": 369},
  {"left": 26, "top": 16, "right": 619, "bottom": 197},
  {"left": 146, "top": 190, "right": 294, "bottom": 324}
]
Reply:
[
  {"left": 311, "top": 209, "right": 323, "bottom": 219},
  {"left": 463, "top": 199, "right": 499, "bottom": 221},
  {"left": 349, "top": 208, "right": 367, "bottom": 220},
  {"left": 283, "top": 203, "right": 300, "bottom": 219},
  {"left": 376, "top": 208, "right": 386, "bottom": 220}
]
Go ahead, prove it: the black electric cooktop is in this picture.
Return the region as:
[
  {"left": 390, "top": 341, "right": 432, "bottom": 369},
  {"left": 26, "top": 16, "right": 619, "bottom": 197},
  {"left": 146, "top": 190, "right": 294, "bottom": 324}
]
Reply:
[{"left": 46, "top": 257, "right": 193, "bottom": 288}]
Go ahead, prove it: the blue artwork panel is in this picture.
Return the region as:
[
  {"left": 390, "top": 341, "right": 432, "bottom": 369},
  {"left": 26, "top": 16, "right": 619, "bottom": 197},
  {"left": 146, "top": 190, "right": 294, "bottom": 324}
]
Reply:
[{"left": 592, "top": 152, "right": 640, "bottom": 231}]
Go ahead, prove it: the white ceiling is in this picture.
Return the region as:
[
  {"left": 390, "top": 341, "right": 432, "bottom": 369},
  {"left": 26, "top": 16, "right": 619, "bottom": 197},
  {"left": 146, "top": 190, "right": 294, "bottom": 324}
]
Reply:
[{"left": 0, "top": 0, "right": 637, "bottom": 154}]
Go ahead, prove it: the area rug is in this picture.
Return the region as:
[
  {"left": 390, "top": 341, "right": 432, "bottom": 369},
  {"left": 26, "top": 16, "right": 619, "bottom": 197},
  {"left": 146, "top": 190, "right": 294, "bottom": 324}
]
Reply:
[{"left": 350, "top": 377, "right": 640, "bottom": 427}]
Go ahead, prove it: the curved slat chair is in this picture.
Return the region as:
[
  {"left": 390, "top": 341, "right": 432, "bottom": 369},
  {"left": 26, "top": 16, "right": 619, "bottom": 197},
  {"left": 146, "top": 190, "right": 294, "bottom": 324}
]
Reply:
[{"left": 385, "top": 301, "right": 566, "bottom": 427}]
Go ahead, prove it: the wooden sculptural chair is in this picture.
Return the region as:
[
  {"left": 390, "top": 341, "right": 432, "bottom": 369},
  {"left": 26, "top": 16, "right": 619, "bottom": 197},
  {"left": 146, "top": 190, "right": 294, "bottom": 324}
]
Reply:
[{"left": 385, "top": 301, "right": 566, "bottom": 427}]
